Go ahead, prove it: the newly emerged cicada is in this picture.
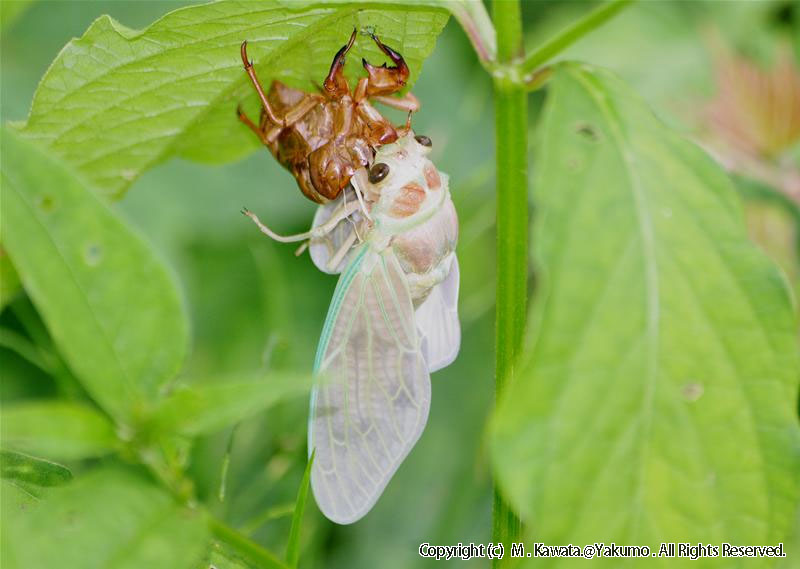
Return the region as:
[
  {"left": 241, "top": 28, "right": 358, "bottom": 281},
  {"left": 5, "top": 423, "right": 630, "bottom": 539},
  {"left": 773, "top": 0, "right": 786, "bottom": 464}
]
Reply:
[
  {"left": 238, "top": 29, "right": 419, "bottom": 203},
  {"left": 244, "top": 132, "right": 460, "bottom": 523}
]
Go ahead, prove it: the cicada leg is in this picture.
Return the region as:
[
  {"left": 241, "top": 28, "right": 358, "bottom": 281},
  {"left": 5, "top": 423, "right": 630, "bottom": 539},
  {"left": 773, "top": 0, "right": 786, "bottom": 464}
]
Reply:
[
  {"left": 361, "top": 33, "right": 410, "bottom": 97},
  {"left": 323, "top": 29, "right": 357, "bottom": 97},
  {"left": 369, "top": 92, "right": 420, "bottom": 135},
  {"left": 348, "top": 175, "right": 373, "bottom": 222},
  {"left": 236, "top": 104, "right": 269, "bottom": 145},
  {"left": 238, "top": 41, "right": 321, "bottom": 138},
  {"left": 354, "top": 34, "right": 419, "bottom": 135},
  {"left": 371, "top": 92, "right": 420, "bottom": 113},
  {"left": 242, "top": 199, "right": 361, "bottom": 243},
  {"left": 325, "top": 229, "right": 359, "bottom": 272},
  {"left": 240, "top": 41, "right": 284, "bottom": 126}
]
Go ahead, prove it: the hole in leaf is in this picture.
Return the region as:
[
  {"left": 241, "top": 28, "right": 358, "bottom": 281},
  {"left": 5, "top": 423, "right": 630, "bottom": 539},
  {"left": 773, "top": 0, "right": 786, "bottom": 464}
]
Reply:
[
  {"left": 682, "top": 382, "right": 704, "bottom": 402},
  {"left": 575, "top": 122, "right": 600, "bottom": 142},
  {"left": 566, "top": 155, "right": 584, "bottom": 171},
  {"left": 83, "top": 243, "right": 103, "bottom": 267},
  {"left": 37, "top": 195, "right": 56, "bottom": 212}
]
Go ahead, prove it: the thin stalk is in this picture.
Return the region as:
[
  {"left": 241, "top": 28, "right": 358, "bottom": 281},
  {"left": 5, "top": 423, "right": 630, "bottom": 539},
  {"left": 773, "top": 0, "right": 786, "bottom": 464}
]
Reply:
[
  {"left": 521, "top": 0, "right": 635, "bottom": 79},
  {"left": 492, "top": 0, "right": 526, "bottom": 562},
  {"left": 209, "top": 517, "right": 290, "bottom": 569},
  {"left": 0, "top": 327, "right": 53, "bottom": 373},
  {"left": 285, "top": 449, "right": 315, "bottom": 568},
  {"left": 446, "top": 0, "right": 497, "bottom": 66}
]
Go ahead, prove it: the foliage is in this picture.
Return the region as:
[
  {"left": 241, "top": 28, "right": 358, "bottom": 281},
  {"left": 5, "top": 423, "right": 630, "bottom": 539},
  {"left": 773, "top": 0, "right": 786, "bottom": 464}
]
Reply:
[
  {"left": 19, "top": 1, "right": 448, "bottom": 198},
  {"left": 1, "top": 2, "right": 448, "bottom": 567},
  {"left": 1, "top": 1, "right": 798, "bottom": 568},
  {"left": 4, "top": 468, "right": 209, "bottom": 569},
  {"left": 2, "top": 127, "right": 188, "bottom": 423},
  {"left": 492, "top": 62, "right": 799, "bottom": 564},
  {"left": 2, "top": 401, "right": 118, "bottom": 460}
]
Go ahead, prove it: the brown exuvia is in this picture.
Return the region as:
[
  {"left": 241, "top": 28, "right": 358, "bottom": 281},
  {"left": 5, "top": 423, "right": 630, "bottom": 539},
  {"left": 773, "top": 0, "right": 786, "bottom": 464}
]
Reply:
[{"left": 237, "top": 30, "right": 419, "bottom": 203}]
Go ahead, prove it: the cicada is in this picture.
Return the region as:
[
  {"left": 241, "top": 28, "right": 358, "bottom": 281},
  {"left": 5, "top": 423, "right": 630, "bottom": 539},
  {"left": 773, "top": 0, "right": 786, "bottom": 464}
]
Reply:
[
  {"left": 238, "top": 30, "right": 419, "bottom": 204},
  {"left": 244, "top": 132, "right": 460, "bottom": 523}
]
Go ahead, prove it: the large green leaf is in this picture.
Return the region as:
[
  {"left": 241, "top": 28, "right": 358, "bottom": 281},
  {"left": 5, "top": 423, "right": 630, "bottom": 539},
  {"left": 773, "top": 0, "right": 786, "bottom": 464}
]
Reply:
[
  {"left": 204, "top": 544, "right": 253, "bottom": 569},
  {"left": 20, "top": 0, "right": 449, "bottom": 198},
  {"left": 1, "top": 401, "right": 118, "bottom": 460},
  {"left": 492, "top": 64, "right": 800, "bottom": 565},
  {"left": 0, "top": 128, "right": 188, "bottom": 423},
  {"left": 3, "top": 467, "right": 208, "bottom": 569},
  {"left": 1, "top": 479, "right": 40, "bottom": 568},
  {"left": 151, "top": 373, "right": 311, "bottom": 437},
  {"left": 0, "top": 251, "right": 22, "bottom": 310}
]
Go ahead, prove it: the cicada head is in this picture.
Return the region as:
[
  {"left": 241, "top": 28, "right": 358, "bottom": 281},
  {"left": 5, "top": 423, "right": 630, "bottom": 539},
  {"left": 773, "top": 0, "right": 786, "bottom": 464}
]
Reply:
[{"left": 351, "top": 131, "right": 436, "bottom": 204}]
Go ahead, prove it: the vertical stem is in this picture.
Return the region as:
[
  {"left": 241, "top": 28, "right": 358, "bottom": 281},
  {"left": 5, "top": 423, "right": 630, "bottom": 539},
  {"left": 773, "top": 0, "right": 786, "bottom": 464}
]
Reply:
[
  {"left": 208, "top": 517, "right": 289, "bottom": 569},
  {"left": 492, "top": 0, "right": 526, "bottom": 562}
]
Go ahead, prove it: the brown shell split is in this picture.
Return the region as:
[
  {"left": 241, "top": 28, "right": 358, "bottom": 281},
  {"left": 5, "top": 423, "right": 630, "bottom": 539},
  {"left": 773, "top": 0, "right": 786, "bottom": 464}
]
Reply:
[{"left": 237, "top": 30, "right": 419, "bottom": 203}]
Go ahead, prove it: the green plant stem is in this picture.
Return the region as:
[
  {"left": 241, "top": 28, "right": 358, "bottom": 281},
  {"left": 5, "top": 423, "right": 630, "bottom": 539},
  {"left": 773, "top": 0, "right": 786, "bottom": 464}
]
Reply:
[
  {"left": 285, "top": 449, "right": 315, "bottom": 568},
  {"left": 0, "top": 327, "right": 52, "bottom": 373},
  {"left": 492, "top": 0, "right": 526, "bottom": 562},
  {"left": 10, "top": 297, "right": 85, "bottom": 399},
  {"left": 446, "top": 0, "right": 497, "bottom": 66},
  {"left": 520, "top": 0, "right": 635, "bottom": 78},
  {"left": 209, "top": 516, "right": 290, "bottom": 569}
]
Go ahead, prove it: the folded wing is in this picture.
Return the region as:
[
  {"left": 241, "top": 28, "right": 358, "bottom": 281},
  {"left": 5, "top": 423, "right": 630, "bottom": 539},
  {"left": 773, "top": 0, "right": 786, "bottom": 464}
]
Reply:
[
  {"left": 415, "top": 255, "right": 461, "bottom": 373},
  {"left": 309, "top": 187, "right": 362, "bottom": 274}
]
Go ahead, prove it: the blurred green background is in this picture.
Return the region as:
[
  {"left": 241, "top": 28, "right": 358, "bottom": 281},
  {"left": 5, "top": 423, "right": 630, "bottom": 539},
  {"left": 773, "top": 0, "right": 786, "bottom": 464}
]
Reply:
[{"left": 1, "top": 1, "right": 797, "bottom": 567}]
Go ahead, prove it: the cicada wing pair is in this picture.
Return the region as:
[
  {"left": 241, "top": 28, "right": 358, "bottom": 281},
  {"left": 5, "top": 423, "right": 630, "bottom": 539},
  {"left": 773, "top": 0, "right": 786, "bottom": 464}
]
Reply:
[
  {"left": 309, "top": 241, "right": 460, "bottom": 523},
  {"left": 309, "top": 246, "right": 430, "bottom": 523}
]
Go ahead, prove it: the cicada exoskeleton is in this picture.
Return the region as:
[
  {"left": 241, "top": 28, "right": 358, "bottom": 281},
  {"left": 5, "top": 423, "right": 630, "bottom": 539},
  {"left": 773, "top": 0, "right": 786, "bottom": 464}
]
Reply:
[{"left": 237, "top": 30, "right": 420, "bottom": 204}]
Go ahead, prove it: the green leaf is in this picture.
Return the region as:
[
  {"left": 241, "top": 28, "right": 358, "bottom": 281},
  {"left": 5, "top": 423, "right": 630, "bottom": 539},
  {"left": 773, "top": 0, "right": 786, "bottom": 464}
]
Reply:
[
  {"left": 0, "top": 128, "right": 188, "bottom": 424},
  {"left": 4, "top": 467, "right": 208, "bottom": 569},
  {"left": 151, "top": 373, "right": 311, "bottom": 437},
  {"left": 0, "top": 251, "right": 22, "bottom": 310},
  {"left": 1, "top": 401, "right": 118, "bottom": 460},
  {"left": 1, "top": 478, "right": 40, "bottom": 569},
  {"left": 20, "top": 1, "right": 449, "bottom": 197},
  {"left": 205, "top": 544, "right": 253, "bottom": 569},
  {"left": 286, "top": 449, "right": 314, "bottom": 568},
  {"left": 0, "top": 449, "right": 72, "bottom": 487},
  {"left": 492, "top": 64, "right": 800, "bottom": 562},
  {"left": 209, "top": 517, "right": 289, "bottom": 569}
]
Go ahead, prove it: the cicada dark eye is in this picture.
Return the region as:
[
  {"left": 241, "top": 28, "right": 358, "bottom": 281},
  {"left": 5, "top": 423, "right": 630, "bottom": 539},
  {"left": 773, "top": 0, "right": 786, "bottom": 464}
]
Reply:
[
  {"left": 369, "top": 162, "right": 390, "bottom": 183},
  {"left": 415, "top": 134, "right": 432, "bottom": 147}
]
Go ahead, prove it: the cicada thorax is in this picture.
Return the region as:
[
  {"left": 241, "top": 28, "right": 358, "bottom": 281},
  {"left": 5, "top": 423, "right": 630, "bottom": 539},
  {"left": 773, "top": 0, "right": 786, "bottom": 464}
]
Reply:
[
  {"left": 353, "top": 133, "right": 459, "bottom": 304},
  {"left": 306, "top": 131, "right": 457, "bottom": 303},
  {"left": 238, "top": 30, "right": 418, "bottom": 204}
]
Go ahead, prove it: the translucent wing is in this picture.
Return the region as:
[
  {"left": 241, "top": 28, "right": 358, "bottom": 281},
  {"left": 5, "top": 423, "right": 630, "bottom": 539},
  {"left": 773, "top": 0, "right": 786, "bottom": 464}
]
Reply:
[
  {"left": 309, "top": 246, "right": 431, "bottom": 524},
  {"left": 415, "top": 255, "right": 461, "bottom": 373},
  {"left": 309, "top": 187, "right": 362, "bottom": 274}
]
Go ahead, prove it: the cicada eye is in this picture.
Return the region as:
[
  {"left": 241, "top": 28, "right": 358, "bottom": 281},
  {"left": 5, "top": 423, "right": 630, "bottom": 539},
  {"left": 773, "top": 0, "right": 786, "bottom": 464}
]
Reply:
[
  {"left": 414, "top": 134, "right": 432, "bottom": 147},
  {"left": 369, "top": 162, "right": 390, "bottom": 184}
]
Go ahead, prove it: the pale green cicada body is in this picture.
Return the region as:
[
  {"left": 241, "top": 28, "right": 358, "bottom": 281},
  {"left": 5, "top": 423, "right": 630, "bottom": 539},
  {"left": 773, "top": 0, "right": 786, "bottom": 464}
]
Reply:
[{"left": 244, "top": 132, "right": 460, "bottom": 524}]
